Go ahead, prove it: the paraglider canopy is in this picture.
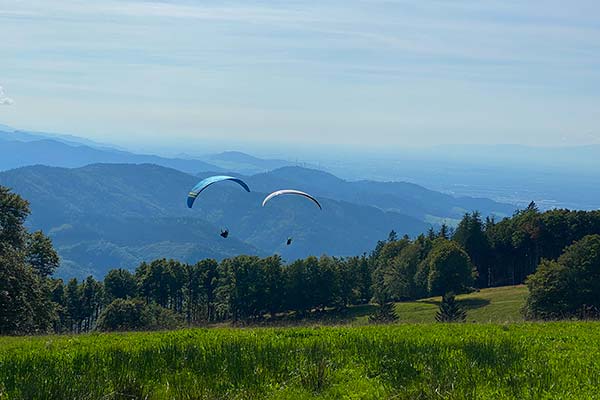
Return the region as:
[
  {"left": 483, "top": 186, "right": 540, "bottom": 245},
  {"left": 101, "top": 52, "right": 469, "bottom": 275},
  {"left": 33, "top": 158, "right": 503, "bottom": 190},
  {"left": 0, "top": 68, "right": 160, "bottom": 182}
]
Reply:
[
  {"left": 187, "top": 175, "right": 250, "bottom": 208},
  {"left": 261, "top": 189, "right": 322, "bottom": 210}
]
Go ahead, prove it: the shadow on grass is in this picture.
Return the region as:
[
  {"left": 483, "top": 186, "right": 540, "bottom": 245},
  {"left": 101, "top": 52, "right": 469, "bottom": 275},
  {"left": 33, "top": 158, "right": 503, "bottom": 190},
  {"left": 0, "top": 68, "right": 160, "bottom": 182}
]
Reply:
[{"left": 232, "top": 304, "right": 378, "bottom": 327}]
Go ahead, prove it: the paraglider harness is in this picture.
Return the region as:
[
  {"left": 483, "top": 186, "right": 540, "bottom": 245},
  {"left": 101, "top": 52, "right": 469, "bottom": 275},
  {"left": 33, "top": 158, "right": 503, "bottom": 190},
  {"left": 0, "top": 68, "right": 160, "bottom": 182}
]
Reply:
[{"left": 220, "top": 228, "right": 229, "bottom": 238}]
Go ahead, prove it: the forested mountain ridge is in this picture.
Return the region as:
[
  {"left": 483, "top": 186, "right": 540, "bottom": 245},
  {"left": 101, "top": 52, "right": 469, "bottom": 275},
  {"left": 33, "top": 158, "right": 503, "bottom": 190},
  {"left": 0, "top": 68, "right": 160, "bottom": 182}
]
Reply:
[
  {"left": 0, "top": 163, "right": 435, "bottom": 277},
  {"left": 51, "top": 216, "right": 263, "bottom": 278}
]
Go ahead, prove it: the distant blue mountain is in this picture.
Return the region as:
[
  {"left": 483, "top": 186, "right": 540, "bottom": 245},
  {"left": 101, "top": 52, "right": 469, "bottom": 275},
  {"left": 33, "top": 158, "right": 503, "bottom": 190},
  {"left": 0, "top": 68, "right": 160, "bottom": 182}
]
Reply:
[
  {"left": 243, "top": 166, "right": 514, "bottom": 221},
  {"left": 0, "top": 163, "right": 430, "bottom": 278},
  {"left": 0, "top": 132, "right": 222, "bottom": 174},
  {"left": 0, "top": 124, "right": 521, "bottom": 279},
  {"left": 0, "top": 124, "right": 117, "bottom": 149}
]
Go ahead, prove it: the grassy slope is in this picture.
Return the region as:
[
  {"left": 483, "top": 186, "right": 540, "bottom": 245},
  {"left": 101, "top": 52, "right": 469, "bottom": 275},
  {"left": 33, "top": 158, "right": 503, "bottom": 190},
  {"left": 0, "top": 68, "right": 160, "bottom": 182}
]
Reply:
[
  {"left": 313, "top": 285, "right": 527, "bottom": 326},
  {"left": 394, "top": 285, "right": 528, "bottom": 323},
  {"left": 1, "top": 323, "right": 599, "bottom": 399}
]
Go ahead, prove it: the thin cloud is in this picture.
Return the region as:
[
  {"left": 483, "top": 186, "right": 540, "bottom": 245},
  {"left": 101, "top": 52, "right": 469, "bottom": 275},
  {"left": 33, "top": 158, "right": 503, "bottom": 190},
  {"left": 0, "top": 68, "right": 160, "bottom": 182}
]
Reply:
[{"left": 0, "top": 86, "right": 13, "bottom": 105}]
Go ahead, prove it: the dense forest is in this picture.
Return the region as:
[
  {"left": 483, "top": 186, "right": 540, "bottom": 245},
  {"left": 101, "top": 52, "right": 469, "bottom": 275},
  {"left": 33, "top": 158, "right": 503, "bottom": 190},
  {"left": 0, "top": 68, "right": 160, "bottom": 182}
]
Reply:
[{"left": 1, "top": 185, "right": 600, "bottom": 334}]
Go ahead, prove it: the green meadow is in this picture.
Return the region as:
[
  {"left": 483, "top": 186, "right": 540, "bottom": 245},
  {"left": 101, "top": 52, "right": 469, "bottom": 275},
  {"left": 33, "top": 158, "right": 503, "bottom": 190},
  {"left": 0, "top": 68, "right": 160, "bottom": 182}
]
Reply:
[
  {"left": 1, "top": 321, "right": 599, "bottom": 399},
  {"left": 279, "top": 285, "right": 528, "bottom": 326},
  {"left": 393, "top": 285, "right": 528, "bottom": 323}
]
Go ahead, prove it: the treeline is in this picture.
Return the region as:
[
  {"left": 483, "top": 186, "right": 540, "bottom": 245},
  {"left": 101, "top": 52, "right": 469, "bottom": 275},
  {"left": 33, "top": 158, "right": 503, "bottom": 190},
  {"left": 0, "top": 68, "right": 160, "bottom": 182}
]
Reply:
[
  {"left": 453, "top": 202, "right": 600, "bottom": 287},
  {"left": 370, "top": 203, "right": 600, "bottom": 304},
  {"left": 51, "top": 255, "right": 373, "bottom": 332},
  {"left": 3, "top": 185, "right": 600, "bottom": 334},
  {"left": 525, "top": 234, "right": 600, "bottom": 319},
  {"left": 51, "top": 231, "right": 478, "bottom": 332}
]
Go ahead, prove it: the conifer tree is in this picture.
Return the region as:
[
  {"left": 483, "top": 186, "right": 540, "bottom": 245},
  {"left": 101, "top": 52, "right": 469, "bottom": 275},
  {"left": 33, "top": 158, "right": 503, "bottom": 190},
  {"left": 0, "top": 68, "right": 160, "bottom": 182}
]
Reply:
[
  {"left": 369, "top": 301, "right": 398, "bottom": 323},
  {"left": 435, "top": 292, "right": 466, "bottom": 322}
]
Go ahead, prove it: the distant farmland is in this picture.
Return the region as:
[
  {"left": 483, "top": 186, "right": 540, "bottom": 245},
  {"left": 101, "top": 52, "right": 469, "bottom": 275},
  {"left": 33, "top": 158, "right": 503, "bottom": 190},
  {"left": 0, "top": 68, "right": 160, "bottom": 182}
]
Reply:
[{"left": 1, "top": 322, "right": 599, "bottom": 399}]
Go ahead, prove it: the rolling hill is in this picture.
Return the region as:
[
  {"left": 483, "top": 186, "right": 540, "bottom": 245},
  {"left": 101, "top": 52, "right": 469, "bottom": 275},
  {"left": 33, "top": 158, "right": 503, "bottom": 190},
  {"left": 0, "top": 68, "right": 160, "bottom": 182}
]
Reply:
[
  {"left": 0, "top": 127, "right": 517, "bottom": 279},
  {"left": 0, "top": 164, "right": 432, "bottom": 278}
]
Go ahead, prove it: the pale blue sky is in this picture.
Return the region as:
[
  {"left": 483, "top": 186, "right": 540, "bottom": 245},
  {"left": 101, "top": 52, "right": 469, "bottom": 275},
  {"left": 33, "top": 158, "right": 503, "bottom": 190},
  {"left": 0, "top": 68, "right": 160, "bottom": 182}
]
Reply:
[{"left": 1, "top": 0, "right": 599, "bottom": 152}]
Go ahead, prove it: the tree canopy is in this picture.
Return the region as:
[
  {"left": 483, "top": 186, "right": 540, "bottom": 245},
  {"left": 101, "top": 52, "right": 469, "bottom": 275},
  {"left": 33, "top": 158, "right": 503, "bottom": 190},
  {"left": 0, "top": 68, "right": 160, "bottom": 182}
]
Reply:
[{"left": 525, "top": 235, "right": 600, "bottom": 319}]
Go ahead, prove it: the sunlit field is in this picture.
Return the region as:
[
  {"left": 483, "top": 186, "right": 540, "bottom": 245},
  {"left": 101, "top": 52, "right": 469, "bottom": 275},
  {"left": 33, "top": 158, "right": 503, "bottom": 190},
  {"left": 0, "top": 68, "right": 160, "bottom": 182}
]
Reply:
[
  {"left": 278, "top": 285, "right": 528, "bottom": 326},
  {"left": 1, "top": 322, "right": 599, "bottom": 399},
  {"left": 394, "top": 285, "right": 528, "bottom": 324}
]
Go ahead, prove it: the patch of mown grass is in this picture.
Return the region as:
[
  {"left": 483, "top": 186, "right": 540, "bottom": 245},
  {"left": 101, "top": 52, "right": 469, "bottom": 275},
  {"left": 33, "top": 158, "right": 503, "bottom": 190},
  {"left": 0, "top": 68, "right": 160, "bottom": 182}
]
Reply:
[
  {"left": 392, "top": 285, "right": 528, "bottom": 323},
  {"left": 1, "top": 322, "right": 599, "bottom": 399}
]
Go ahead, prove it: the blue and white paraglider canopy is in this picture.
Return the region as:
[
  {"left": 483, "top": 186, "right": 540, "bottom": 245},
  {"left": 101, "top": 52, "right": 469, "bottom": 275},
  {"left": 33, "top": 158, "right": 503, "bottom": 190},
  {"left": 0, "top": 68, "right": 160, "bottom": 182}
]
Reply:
[{"left": 187, "top": 175, "right": 250, "bottom": 208}]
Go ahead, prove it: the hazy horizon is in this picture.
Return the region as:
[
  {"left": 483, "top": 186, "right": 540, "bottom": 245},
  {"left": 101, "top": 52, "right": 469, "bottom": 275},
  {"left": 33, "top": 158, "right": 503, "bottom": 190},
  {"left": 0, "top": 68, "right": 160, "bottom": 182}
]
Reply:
[{"left": 2, "top": 119, "right": 600, "bottom": 164}]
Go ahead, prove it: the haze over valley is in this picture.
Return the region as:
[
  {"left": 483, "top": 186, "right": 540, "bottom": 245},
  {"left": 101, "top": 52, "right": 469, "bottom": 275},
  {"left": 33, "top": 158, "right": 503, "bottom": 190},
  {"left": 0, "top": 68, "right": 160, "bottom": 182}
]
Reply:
[{"left": 0, "top": 123, "right": 526, "bottom": 278}]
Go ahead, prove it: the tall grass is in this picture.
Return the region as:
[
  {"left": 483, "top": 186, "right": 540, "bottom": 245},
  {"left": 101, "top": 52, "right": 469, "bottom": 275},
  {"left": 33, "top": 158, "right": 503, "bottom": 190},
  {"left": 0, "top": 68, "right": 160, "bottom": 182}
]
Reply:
[{"left": 1, "top": 323, "right": 599, "bottom": 399}]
